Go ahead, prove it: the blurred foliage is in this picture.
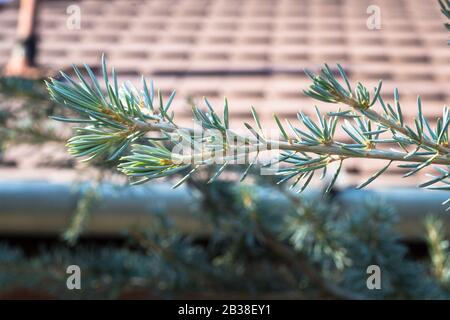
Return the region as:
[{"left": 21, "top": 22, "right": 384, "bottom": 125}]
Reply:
[
  {"left": 0, "top": 175, "right": 449, "bottom": 299},
  {"left": 0, "top": 76, "right": 64, "bottom": 154},
  {"left": 426, "top": 216, "right": 450, "bottom": 288}
]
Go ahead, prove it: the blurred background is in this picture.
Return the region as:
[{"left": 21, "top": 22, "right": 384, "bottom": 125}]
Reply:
[
  {"left": 2, "top": 0, "right": 450, "bottom": 185},
  {"left": 0, "top": 0, "right": 450, "bottom": 299}
]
